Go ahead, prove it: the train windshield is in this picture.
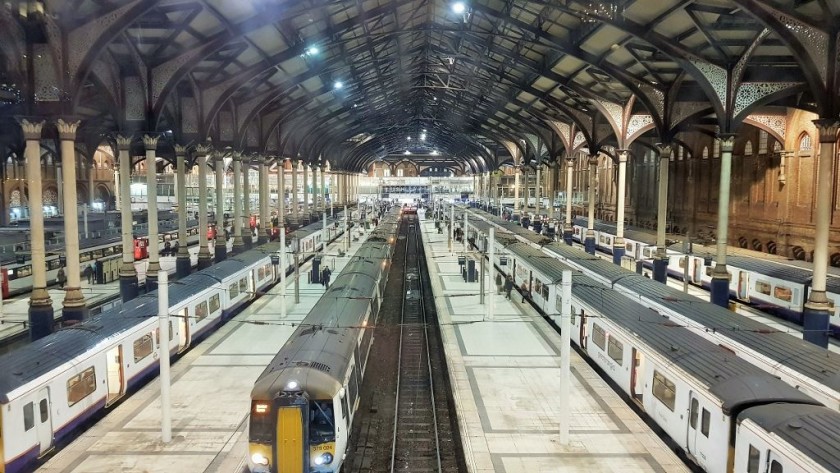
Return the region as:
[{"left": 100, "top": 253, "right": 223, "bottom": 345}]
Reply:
[{"left": 309, "top": 401, "right": 335, "bottom": 444}]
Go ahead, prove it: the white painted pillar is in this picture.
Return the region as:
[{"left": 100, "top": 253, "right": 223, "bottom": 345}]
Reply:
[
  {"left": 585, "top": 155, "right": 598, "bottom": 252},
  {"left": 303, "top": 164, "right": 310, "bottom": 218},
  {"left": 488, "top": 227, "right": 495, "bottom": 321},
  {"left": 514, "top": 166, "right": 521, "bottom": 213},
  {"left": 259, "top": 157, "right": 269, "bottom": 244},
  {"left": 242, "top": 155, "right": 252, "bottom": 246},
  {"left": 174, "top": 145, "right": 190, "bottom": 278},
  {"left": 535, "top": 164, "right": 541, "bottom": 215},
  {"left": 559, "top": 270, "right": 572, "bottom": 445},
  {"left": 214, "top": 152, "right": 226, "bottom": 261},
  {"left": 564, "top": 157, "right": 574, "bottom": 240},
  {"left": 613, "top": 150, "right": 629, "bottom": 262},
  {"left": 58, "top": 119, "right": 86, "bottom": 321},
  {"left": 157, "top": 270, "right": 172, "bottom": 443},
  {"left": 292, "top": 160, "right": 300, "bottom": 222}
]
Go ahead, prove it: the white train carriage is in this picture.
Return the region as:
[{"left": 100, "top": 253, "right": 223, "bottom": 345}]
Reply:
[
  {"left": 734, "top": 404, "right": 840, "bottom": 473},
  {"left": 497, "top": 242, "right": 830, "bottom": 473},
  {"left": 248, "top": 210, "right": 400, "bottom": 473},
  {"left": 0, "top": 215, "right": 357, "bottom": 473}
]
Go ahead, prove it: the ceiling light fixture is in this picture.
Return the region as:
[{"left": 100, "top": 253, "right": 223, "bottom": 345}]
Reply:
[
  {"left": 404, "top": 150, "right": 411, "bottom": 155},
  {"left": 334, "top": 81, "right": 343, "bottom": 89},
  {"left": 307, "top": 46, "right": 319, "bottom": 55},
  {"left": 452, "top": 2, "right": 466, "bottom": 14}
]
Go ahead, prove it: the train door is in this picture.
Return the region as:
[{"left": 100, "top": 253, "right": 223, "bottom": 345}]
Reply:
[
  {"left": 766, "top": 451, "right": 785, "bottom": 473},
  {"left": 579, "top": 310, "right": 588, "bottom": 350},
  {"left": 629, "top": 348, "right": 644, "bottom": 405},
  {"left": 738, "top": 271, "right": 749, "bottom": 300},
  {"left": 693, "top": 258, "right": 703, "bottom": 283},
  {"left": 178, "top": 307, "right": 190, "bottom": 352},
  {"left": 687, "top": 393, "right": 699, "bottom": 457},
  {"left": 250, "top": 270, "right": 257, "bottom": 300},
  {"left": 105, "top": 345, "right": 125, "bottom": 406},
  {"left": 34, "top": 388, "right": 53, "bottom": 457},
  {"left": 686, "top": 392, "right": 711, "bottom": 470},
  {"left": 275, "top": 404, "right": 307, "bottom": 473}
]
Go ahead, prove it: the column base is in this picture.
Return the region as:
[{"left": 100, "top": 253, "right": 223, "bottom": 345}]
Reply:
[
  {"left": 120, "top": 273, "right": 139, "bottom": 302},
  {"left": 233, "top": 238, "right": 244, "bottom": 254},
  {"left": 215, "top": 242, "right": 227, "bottom": 262},
  {"left": 257, "top": 235, "right": 268, "bottom": 245},
  {"left": 243, "top": 235, "right": 253, "bottom": 249},
  {"left": 176, "top": 255, "right": 191, "bottom": 278},
  {"left": 652, "top": 258, "right": 668, "bottom": 283},
  {"left": 28, "top": 298, "right": 54, "bottom": 342},
  {"left": 803, "top": 303, "right": 831, "bottom": 348},
  {"left": 612, "top": 246, "right": 625, "bottom": 266},
  {"left": 198, "top": 246, "right": 212, "bottom": 270},
  {"left": 61, "top": 288, "right": 88, "bottom": 324},
  {"left": 709, "top": 275, "right": 730, "bottom": 308},
  {"left": 584, "top": 237, "right": 596, "bottom": 255}
]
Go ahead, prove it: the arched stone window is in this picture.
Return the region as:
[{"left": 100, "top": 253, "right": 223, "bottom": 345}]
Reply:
[
  {"left": 713, "top": 139, "right": 720, "bottom": 158},
  {"left": 744, "top": 141, "right": 753, "bottom": 156},
  {"left": 758, "top": 130, "right": 768, "bottom": 154},
  {"left": 798, "top": 133, "right": 812, "bottom": 151},
  {"left": 702, "top": 147, "right": 709, "bottom": 159}
]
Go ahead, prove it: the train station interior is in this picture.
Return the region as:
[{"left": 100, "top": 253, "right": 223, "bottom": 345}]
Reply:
[{"left": 1, "top": 1, "right": 840, "bottom": 472}]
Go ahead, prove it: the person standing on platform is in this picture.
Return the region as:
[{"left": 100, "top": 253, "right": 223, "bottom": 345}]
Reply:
[
  {"left": 322, "top": 266, "right": 332, "bottom": 289},
  {"left": 56, "top": 268, "right": 67, "bottom": 288},
  {"left": 495, "top": 272, "right": 503, "bottom": 294},
  {"left": 520, "top": 281, "right": 529, "bottom": 303},
  {"left": 504, "top": 275, "right": 513, "bottom": 300},
  {"left": 83, "top": 264, "right": 93, "bottom": 285}
]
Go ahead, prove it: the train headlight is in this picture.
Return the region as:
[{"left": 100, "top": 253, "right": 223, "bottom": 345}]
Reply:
[
  {"left": 251, "top": 453, "right": 269, "bottom": 465},
  {"left": 314, "top": 452, "right": 334, "bottom": 465}
]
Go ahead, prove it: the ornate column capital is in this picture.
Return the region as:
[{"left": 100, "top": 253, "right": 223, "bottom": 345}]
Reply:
[
  {"left": 588, "top": 154, "right": 599, "bottom": 166},
  {"left": 20, "top": 119, "right": 44, "bottom": 140},
  {"left": 716, "top": 133, "right": 736, "bottom": 151},
  {"left": 813, "top": 119, "right": 840, "bottom": 143},
  {"left": 213, "top": 150, "right": 225, "bottom": 162},
  {"left": 115, "top": 135, "right": 133, "bottom": 150},
  {"left": 194, "top": 143, "right": 212, "bottom": 156},
  {"left": 615, "top": 149, "right": 630, "bottom": 162},
  {"left": 173, "top": 144, "right": 187, "bottom": 156},
  {"left": 56, "top": 119, "right": 81, "bottom": 141},
  {"left": 232, "top": 152, "right": 242, "bottom": 163},
  {"left": 654, "top": 143, "right": 672, "bottom": 158},
  {"left": 142, "top": 134, "right": 159, "bottom": 151}
]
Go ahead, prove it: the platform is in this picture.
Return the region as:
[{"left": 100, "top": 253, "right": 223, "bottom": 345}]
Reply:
[
  {"left": 419, "top": 219, "right": 689, "bottom": 473},
  {"left": 36, "top": 229, "right": 369, "bottom": 473}
]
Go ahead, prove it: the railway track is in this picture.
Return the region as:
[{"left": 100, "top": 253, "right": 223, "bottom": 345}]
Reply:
[{"left": 390, "top": 217, "right": 442, "bottom": 473}]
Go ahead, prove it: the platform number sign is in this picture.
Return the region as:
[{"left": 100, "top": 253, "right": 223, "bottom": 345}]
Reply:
[{"left": 500, "top": 256, "right": 508, "bottom": 266}]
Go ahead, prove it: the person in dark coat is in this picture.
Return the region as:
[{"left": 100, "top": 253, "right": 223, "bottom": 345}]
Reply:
[
  {"left": 83, "top": 265, "right": 93, "bottom": 284},
  {"left": 495, "top": 272, "right": 503, "bottom": 294},
  {"left": 504, "top": 275, "right": 513, "bottom": 300},
  {"left": 56, "top": 268, "right": 67, "bottom": 288},
  {"left": 321, "top": 266, "right": 332, "bottom": 288},
  {"left": 520, "top": 281, "right": 529, "bottom": 303}
]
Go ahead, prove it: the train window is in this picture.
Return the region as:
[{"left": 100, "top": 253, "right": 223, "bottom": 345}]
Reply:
[
  {"left": 155, "top": 322, "right": 174, "bottom": 344},
  {"left": 39, "top": 399, "right": 48, "bottom": 423},
  {"left": 341, "top": 394, "right": 349, "bottom": 419},
  {"left": 239, "top": 278, "right": 247, "bottom": 293},
  {"left": 13, "top": 265, "right": 32, "bottom": 279},
  {"left": 689, "top": 399, "right": 698, "bottom": 429},
  {"left": 258, "top": 266, "right": 265, "bottom": 280},
  {"left": 248, "top": 401, "right": 273, "bottom": 443},
  {"left": 652, "top": 370, "right": 676, "bottom": 411},
  {"left": 309, "top": 400, "right": 336, "bottom": 443},
  {"left": 607, "top": 337, "right": 623, "bottom": 365},
  {"left": 625, "top": 242, "right": 633, "bottom": 252},
  {"left": 571, "top": 307, "right": 578, "bottom": 326},
  {"left": 756, "top": 281, "right": 772, "bottom": 295},
  {"left": 774, "top": 286, "right": 792, "bottom": 302},
  {"left": 678, "top": 258, "right": 686, "bottom": 269},
  {"left": 133, "top": 334, "right": 153, "bottom": 362},
  {"left": 700, "top": 408, "right": 710, "bottom": 437},
  {"left": 769, "top": 460, "right": 783, "bottom": 473},
  {"left": 747, "top": 446, "right": 760, "bottom": 473},
  {"left": 66, "top": 366, "right": 97, "bottom": 407},
  {"left": 592, "top": 324, "right": 606, "bottom": 350},
  {"left": 23, "top": 402, "right": 34, "bottom": 431},
  {"left": 195, "top": 301, "right": 208, "bottom": 322},
  {"left": 80, "top": 252, "right": 91, "bottom": 263},
  {"left": 541, "top": 284, "right": 549, "bottom": 300},
  {"left": 209, "top": 294, "right": 220, "bottom": 314},
  {"left": 229, "top": 283, "right": 239, "bottom": 299},
  {"left": 47, "top": 259, "right": 62, "bottom": 270}
]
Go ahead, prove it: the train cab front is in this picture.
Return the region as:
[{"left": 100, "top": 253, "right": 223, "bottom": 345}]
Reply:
[{"left": 248, "top": 388, "right": 339, "bottom": 473}]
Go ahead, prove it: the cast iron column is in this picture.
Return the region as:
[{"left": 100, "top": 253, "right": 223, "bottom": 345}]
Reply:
[
  {"left": 232, "top": 153, "right": 244, "bottom": 253},
  {"left": 58, "top": 119, "right": 87, "bottom": 323},
  {"left": 22, "top": 120, "right": 53, "bottom": 340},
  {"left": 612, "top": 150, "right": 629, "bottom": 265},
  {"left": 214, "top": 152, "right": 227, "bottom": 262},
  {"left": 709, "top": 135, "right": 736, "bottom": 307},
  {"left": 653, "top": 144, "right": 672, "bottom": 282},
  {"left": 196, "top": 144, "right": 212, "bottom": 270},
  {"left": 563, "top": 157, "right": 574, "bottom": 245},
  {"left": 175, "top": 145, "right": 190, "bottom": 278},
  {"left": 803, "top": 120, "right": 839, "bottom": 347},
  {"left": 585, "top": 155, "right": 597, "bottom": 254},
  {"left": 143, "top": 135, "right": 162, "bottom": 290},
  {"left": 117, "top": 136, "right": 138, "bottom": 300}
]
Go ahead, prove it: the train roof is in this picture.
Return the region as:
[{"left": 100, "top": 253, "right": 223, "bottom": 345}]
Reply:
[
  {"left": 614, "top": 271, "right": 840, "bottom": 396},
  {"left": 506, "top": 243, "right": 819, "bottom": 413},
  {"left": 572, "top": 217, "right": 657, "bottom": 245},
  {"left": 724, "top": 255, "right": 813, "bottom": 285},
  {"left": 252, "top": 240, "right": 393, "bottom": 400},
  {"left": 739, "top": 404, "right": 840, "bottom": 471},
  {"left": 0, "top": 246, "right": 275, "bottom": 402},
  {"left": 543, "top": 241, "right": 647, "bottom": 285}
]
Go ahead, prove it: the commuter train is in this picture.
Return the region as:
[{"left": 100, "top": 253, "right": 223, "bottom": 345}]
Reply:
[
  {"left": 495, "top": 240, "right": 840, "bottom": 473},
  {"left": 0, "top": 215, "right": 349, "bottom": 473},
  {"left": 461, "top": 208, "right": 840, "bottom": 412},
  {"left": 248, "top": 209, "right": 401, "bottom": 473},
  {"left": 561, "top": 215, "right": 840, "bottom": 335}
]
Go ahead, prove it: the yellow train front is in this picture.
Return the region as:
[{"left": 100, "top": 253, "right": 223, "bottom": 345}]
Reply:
[
  {"left": 248, "top": 369, "right": 348, "bottom": 473},
  {"left": 248, "top": 218, "right": 397, "bottom": 472}
]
